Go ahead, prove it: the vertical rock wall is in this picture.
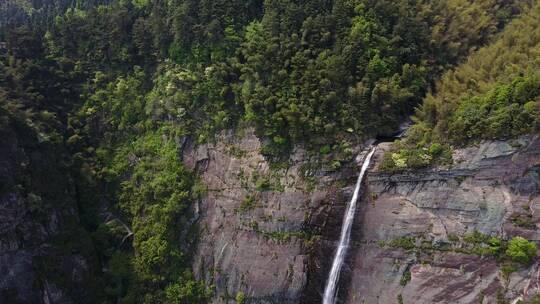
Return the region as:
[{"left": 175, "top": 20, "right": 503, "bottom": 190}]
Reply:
[
  {"left": 344, "top": 137, "right": 540, "bottom": 303},
  {"left": 186, "top": 131, "right": 540, "bottom": 304},
  {"left": 183, "top": 129, "right": 366, "bottom": 303}
]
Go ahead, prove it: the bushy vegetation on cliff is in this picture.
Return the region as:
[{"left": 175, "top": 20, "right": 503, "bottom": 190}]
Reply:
[{"left": 0, "top": 0, "right": 536, "bottom": 302}]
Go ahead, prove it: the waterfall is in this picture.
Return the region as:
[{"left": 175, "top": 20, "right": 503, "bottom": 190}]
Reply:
[{"left": 322, "top": 147, "right": 376, "bottom": 304}]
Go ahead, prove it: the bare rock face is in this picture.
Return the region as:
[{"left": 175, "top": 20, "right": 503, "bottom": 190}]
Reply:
[
  {"left": 186, "top": 131, "right": 540, "bottom": 304},
  {"left": 344, "top": 136, "right": 540, "bottom": 304},
  {"left": 183, "top": 129, "right": 364, "bottom": 303}
]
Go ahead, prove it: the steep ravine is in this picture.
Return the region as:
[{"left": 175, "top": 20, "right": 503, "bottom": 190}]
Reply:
[{"left": 186, "top": 131, "right": 540, "bottom": 303}]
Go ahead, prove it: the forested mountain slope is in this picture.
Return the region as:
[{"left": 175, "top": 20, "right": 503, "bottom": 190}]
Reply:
[
  {"left": 381, "top": 1, "right": 540, "bottom": 171},
  {"left": 0, "top": 0, "right": 538, "bottom": 303}
]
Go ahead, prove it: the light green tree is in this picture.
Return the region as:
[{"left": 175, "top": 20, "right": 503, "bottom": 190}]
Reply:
[{"left": 506, "top": 237, "right": 537, "bottom": 264}]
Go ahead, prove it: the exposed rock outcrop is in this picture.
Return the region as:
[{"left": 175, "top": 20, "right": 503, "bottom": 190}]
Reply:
[
  {"left": 183, "top": 129, "right": 365, "bottom": 303},
  {"left": 188, "top": 130, "right": 540, "bottom": 304},
  {"left": 344, "top": 136, "right": 540, "bottom": 303}
]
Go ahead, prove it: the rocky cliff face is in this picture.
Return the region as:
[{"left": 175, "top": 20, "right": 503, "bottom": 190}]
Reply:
[
  {"left": 183, "top": 129, "right": 365, "bottom": 303},
  {"left": 344, "top": 136, "right": 540, "bottom": 304},
  {"left": 187, "top": 131, "right": 540, "bottom": 303}
]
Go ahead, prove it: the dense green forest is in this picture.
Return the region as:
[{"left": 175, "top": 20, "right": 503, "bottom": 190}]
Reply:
[
  {"left": 381, "top": 1, "right": 540, "bottom": 171},
  {"left": 0, "top": 0, "right": 537, "bottom": 302}
]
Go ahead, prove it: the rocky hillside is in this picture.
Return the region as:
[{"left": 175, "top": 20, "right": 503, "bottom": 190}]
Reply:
[{"left": 186, "top": 132, "right": 540, "bottom": 303}]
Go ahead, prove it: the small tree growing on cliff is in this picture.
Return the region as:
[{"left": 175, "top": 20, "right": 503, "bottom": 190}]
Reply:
[{"left": 506, "top": 237, "right": 537, "bottom": 264}]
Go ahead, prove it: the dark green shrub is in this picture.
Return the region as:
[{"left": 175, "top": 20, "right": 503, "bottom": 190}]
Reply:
[
  {"left": 400, "top": 270, "right": 411, "bottom": 286},
  {"left": 255, "top": 177, "right": 271, "bottom": 191},
  {"left": 390, "top": 236, "right": 416, "bottom": 250},
  {"left": 510, "top": 213, "right": 536, "bottom": 229},
  {"left": 428, "top": 143, "right": 443, "bottom": 156},
  {"left": 500, "top": 263, "right": 517, "bottom": 281},
  {"left": 238, "top": 196, "right": 256, "bottom": 212},
  {"left": 319, "top": 145, "right": 331, "bottom": 155}
]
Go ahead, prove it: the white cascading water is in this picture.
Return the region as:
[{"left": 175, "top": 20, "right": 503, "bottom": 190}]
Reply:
[{"left": 322, "top": 147, "right": 376, "bottom": 304}]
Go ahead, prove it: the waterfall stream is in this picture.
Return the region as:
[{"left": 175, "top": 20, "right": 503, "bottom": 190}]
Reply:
[{"left": 322, "top": 147, "right": 376, "bottom": 304}]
